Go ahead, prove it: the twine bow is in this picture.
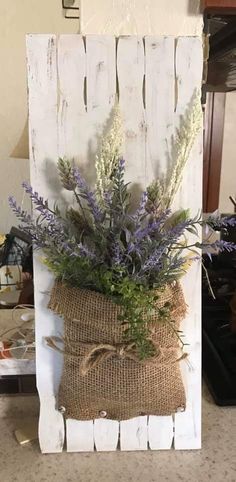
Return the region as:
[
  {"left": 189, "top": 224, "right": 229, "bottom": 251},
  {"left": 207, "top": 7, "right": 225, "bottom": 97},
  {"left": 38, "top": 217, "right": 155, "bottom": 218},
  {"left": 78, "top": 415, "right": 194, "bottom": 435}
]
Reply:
[
  {"left": 45, "top": 336, "right": 188, "bottom": 376},
  {"left": 79, "top": 342, "right": 140, "bottom": 376}
]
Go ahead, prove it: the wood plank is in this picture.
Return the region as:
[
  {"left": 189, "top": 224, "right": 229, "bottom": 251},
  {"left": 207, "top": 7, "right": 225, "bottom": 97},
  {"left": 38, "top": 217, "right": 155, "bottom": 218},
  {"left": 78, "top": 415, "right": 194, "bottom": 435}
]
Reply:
[
  {"left": 173, "top": 36, "right": 203, "bottom": 450},
  {"left": 148, "top": 416, "right": 174, "bottom": 450},
  {"left": 94, "top": 419, "right": 119, "bottom": 451},
  {"left": 66, "top": 420, "right": 94, "bottom": 452},
  {"left": 57, "top": 34, "right": 95, "bottom": 453},
  {"left": 204, "top": 0, "right": 236, "bottom": 12},
  {"left": 57, "top": 35, "right": 86, "bottom": 160},
  {"left": 85, "top": 35, "right": 118, "bottom": 452},
  {"left": 117, "top": 36, "right": 147, "bottom": 188},
  {"left": 120, "top": 416, "right": 148, "bottom": 451},
  {"left": 39, "top": 395, "right": 65, "bottom": 453},
  {"left": 117, "top": 36, "right": 148, "bottom": 451},
  {"left": 86, "top": 35, "right": 116, "bottom": 112},
  {"left": 145, "top": 36, "right": 175, "bottom": 449},
  {"left": 86, "top": 34, "right": 117, "bottom": 183},
  {"left": 26, "top": 34, "right": 65, "bottom": 453},
  {"left": 145, "top": 36, "right": 175, "bottom": 180},
  {"left": 0, "top": 360, "right": 35, "bottom": 376}
]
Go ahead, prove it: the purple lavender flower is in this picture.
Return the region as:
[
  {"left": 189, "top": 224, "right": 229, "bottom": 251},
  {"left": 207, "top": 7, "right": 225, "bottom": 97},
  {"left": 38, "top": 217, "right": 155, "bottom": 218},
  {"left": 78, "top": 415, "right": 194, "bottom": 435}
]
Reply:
[
  {"left": 206, "top": 214, "right": 236, "bottom": 229},
  {"left": 78, "top": 243, "right": 96, "bottom": 259},
  {"left": 8, "top": 196, "right": 32, "bottom": 224},
  {"left": 131, "top": 191, "right": 148, "bottom": 225},
  {"left": 22, "top": 181, "right": 55, "bottom": 222},
  {"left": 220, "top": 217, "right": 236, "bottom": 227},
  {"left": 141, "top": 246, "right": 167, "bottom": 273},
  {"left": 22, "top": 181, "right": 47, "bottom": 209},
  {"left": 73, "top": 168, "right": 104, "bottom": 222},
  {"left": 127, "top": 209, "right": 171, "bottom": 254},
  {"left": 164, "top": 219, "right": 191, "bottom": 242},
  {"left": 111, "top": 240, "right": 123, "bottom": 266},
  {"left": 66, "top": 242, "right": 97, "bottom": 260},
  {"left": 200, "top": 239, "right": 236, "bottom": 254},
  {"left": 118, "top": 158, "right": 125, "bottom": 170}
]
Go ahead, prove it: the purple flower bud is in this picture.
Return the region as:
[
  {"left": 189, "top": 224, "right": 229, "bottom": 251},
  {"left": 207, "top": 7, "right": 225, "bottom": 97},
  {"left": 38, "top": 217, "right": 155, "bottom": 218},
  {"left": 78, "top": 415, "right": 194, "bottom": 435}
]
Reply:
[{"left": 73, "top": 168, "right": 104, "bottom": 222}]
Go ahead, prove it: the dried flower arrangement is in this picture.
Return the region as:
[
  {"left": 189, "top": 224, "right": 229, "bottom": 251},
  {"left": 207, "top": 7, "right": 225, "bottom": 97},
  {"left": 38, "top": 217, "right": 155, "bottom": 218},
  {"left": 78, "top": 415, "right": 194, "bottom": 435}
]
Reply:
[{"left": 9, "top": 93, "right": 236, "bottom": 361}]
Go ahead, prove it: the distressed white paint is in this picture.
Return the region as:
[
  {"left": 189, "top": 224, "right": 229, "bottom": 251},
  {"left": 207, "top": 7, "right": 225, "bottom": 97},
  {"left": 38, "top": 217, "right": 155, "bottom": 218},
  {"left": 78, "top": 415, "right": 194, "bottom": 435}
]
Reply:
[
  {"left": 0, "top": 359, "right": 35, "bottom": 376},
  {"left": 120, "top": 416, "right": 148, "bottom": 451},
  {"left": 66, "top": 420, "right": 94, "bottom": 452},
  {"left": 145, "top": 36, "right": 175, "bottom": 179},
  {"left": 57, "top": 34, "right": 94, "bottom": 452},
  {"left": 148, "top": 416, "right": 174, "bottom": 450},
  {"left": 81, "top": 0, "right": 203, "bottom": 37},
  {"left": 26, "top": 35, "right": 65, "bottom": 453},
  {"left": 144, "top": 36, "right": 175, "bottom": 445},
  {"left": 27, "top": 34, "right": 202, "bottom": 453},
  {"left": 117, "top": 36, "right": 146, "bottom": 187},
  {"left": 94, "top": 419, "right": 119, "bottom": 451},
  {"left": 173, "top": 37, "right": 203, "bottom": 450},
  {"left": 85, "top": 35, "right": 119, "bottom": 450}
]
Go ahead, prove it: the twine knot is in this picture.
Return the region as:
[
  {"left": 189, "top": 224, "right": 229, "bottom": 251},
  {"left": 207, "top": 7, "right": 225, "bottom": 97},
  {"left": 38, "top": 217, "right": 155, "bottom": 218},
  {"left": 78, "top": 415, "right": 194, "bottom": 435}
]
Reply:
[
  {"left": 80, "top": 342, "right": 139, "bottom": 376},
  {"left": 45, "top": 337, "right": 188, "bottom": 377}
]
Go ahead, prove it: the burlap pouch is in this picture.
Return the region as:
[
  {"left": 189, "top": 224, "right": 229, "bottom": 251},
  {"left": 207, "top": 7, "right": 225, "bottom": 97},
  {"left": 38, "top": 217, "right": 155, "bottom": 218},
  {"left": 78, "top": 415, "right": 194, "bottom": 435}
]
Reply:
[{"left": 48, "top": 280, "right": 187, "bottom": 421}]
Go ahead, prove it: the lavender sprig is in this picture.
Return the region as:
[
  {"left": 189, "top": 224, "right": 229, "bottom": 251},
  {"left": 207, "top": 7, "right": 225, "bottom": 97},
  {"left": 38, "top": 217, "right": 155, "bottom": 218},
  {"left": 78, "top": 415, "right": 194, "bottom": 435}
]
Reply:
[
  {"left": 8, "top": 196, "right": 32, "bottom": 224},
  {"left": 111, "top": 240, "right": 123, "bottom": 266},
  {"left": 140, "top": 246, "right": 166, "bottom": 273},
  {"left": 200, "top": 239, "right": 236, "bottom": 254},
  {"left": 205, "top": 214, "right": 236, "bottom": 230},
  {"left": 127, "top": 209, "right": 171, "bottom": 254},
  {"left": 61, "top": 240, "right": 97, "bottom": 260},
  {"left": 131, "top": 191, "right": 148, "bottom": 227},
  {"left": 73, "top": 168, "right": 104, "bottom": 222},
  {"left": 22, "top": 181, "right": 55, "bottom": 221}
]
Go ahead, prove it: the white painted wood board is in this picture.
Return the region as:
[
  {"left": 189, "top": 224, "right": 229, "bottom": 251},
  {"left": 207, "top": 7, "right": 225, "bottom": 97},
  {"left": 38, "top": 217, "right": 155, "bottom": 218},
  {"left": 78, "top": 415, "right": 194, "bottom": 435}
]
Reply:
[
  {"left": 26, "top": 34, "right": 203, "bottom": 453},
  {"left": 0, "top": 359, "right": 35, "bottom": 376}
]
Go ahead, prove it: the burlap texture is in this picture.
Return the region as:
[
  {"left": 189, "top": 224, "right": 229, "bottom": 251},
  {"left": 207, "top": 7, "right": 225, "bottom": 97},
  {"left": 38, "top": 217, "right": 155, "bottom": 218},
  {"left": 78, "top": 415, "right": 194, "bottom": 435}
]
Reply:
[{"left": 48, "top": 280, "right": 187, "bottom": 421}]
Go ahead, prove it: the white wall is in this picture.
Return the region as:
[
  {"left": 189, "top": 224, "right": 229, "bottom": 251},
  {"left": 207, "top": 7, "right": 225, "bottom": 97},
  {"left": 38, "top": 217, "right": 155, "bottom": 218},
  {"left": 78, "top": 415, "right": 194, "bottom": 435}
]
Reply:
[
  {"left": 0, "top": 1, "right": 79, "bottom": 234},
  {"left": 81, "top": 0, "right": 202, "bottom": 36},
  {"left": 219, "top": 92, "right": 236, "bottom": 214}
]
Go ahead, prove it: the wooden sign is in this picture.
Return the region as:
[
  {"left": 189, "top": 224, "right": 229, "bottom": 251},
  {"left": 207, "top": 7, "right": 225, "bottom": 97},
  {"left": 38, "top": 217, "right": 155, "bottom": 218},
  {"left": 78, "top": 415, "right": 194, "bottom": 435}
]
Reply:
[{"left": 26, "top": 34, "right": 202, "bottom": 453}]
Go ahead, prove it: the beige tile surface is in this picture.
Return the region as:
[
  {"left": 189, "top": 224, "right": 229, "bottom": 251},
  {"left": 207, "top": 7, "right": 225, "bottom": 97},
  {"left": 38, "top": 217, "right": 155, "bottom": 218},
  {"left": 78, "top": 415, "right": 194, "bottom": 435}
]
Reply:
[{"left": 0, "top": 387, "right": 235, "bottom": 482}]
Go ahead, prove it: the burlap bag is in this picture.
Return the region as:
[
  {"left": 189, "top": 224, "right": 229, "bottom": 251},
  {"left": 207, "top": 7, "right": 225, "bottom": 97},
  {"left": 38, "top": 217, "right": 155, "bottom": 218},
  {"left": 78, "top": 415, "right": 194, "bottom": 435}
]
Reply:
[{"left": 48, "top": 280, "right": 187, "bottom": 421}]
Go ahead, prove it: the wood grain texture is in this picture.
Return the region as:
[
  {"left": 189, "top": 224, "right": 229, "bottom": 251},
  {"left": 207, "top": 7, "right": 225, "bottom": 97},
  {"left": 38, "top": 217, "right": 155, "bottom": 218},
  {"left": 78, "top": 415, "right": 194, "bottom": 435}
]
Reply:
[
  {"left": 173, "top": 37, "right": 203, "bottom": 450},
  {"left": 117, "top": 36, "right": 147, "bottom": 187},
  {"left": 144, "top": 35, "right": 175, "bottom": 447},
  {"left": 203, "top": 93, "right": 226, "bottom": 212},
  {"left": 148, "top": 416, "right": 174, "bottom": 450},
  {"left": 66, "top": 420, "right": 94, "bottom": 452},
  {"left": 204, "top": 0, "right": 236, "bottom": 11},
  {"left": 26, "top": 34, "right": 65, "bottom": 454},
  {"left": 120, "top": 416, "right": 148, "bottom": 451},
  {"left": 94, "top": 419, "right": 119, "bottom": 451}
]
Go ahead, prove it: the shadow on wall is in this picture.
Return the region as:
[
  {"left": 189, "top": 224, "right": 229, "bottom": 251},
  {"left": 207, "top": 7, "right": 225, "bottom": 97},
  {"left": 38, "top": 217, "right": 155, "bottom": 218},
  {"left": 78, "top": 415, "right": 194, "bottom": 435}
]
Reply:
[{"left": 11, "top": 119, "right": 29, "bottom": 160}]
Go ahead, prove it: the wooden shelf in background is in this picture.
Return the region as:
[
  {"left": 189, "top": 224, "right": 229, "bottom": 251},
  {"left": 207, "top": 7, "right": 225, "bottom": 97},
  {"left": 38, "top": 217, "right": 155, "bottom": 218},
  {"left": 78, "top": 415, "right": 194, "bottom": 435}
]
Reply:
[{"left": 204, "top": 1, "right": 236, "bottom": 13}]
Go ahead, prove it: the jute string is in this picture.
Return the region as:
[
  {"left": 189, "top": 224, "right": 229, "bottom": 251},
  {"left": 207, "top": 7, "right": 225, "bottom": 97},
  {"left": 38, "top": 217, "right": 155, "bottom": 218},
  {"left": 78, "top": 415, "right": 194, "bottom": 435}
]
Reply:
[{"left": 46, "top": 336, "right": 188, "bottom": 376}]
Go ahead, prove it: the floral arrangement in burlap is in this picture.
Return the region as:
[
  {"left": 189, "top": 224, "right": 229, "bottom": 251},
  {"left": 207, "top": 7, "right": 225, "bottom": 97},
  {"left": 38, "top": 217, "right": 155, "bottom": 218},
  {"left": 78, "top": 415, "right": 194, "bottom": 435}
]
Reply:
[{"left": 9, "top": 92, "right": 236, "bottom": 420}]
